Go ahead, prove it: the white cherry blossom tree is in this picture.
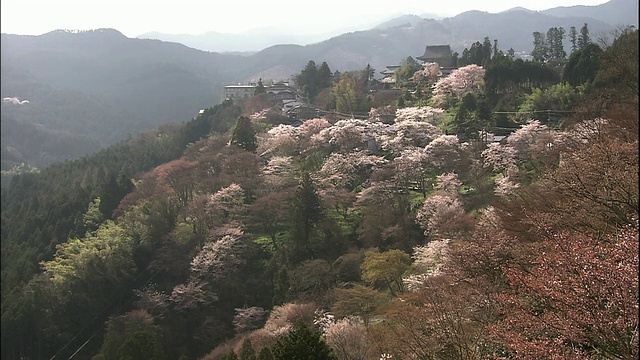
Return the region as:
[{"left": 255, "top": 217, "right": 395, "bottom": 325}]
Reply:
[{"left": 432, "top": 64, "right": 485, "bottom": 106}]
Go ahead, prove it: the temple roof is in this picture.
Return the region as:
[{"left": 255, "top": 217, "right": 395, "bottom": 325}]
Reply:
[{"left": 417, "top": 45, "right": 452, "bottom": 61}]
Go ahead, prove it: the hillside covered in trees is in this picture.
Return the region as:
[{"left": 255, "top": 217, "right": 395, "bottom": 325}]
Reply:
[{"left": 0, "top": 28, "right": 637, "bottom": 360}]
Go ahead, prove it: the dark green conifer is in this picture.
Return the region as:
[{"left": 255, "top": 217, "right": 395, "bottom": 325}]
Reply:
[
  {"left": 257, "top": 347, "right": 273, "bottom": 360},
  {"left": 271, "top": 324, "right": 335, "bottom": 360},
  {"left": 231, "top": 116, "right": 257, "bottom": 152},
  {"left": 289, "top": 172, "right": 323, "bottom": 262},
  {"left": 239, "top": 338, "right": 257, "bottom": 360}
]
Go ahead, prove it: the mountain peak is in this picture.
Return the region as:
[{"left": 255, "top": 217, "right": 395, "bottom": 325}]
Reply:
[
  {"left": 42, "top": 28, "right": 127, "bottom": 38},
  {"left": 502, "top": 7, "right": 536, "bottom": 13}
]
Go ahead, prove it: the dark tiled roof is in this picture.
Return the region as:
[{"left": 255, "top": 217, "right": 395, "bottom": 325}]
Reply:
[{"left": 417, "top": 45, "right": 451, "bottom": 60}]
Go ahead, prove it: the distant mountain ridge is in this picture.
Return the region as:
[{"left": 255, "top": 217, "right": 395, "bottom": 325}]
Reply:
[
  {"left": 136, "top": 16, "right": 391, "bottom": 53},
  {"left": 1, "top": 29, "right": 245, "bottom": 175},
  {"left": 137, "top": 30, "right": 331, "bottom": 54},
  {"left": 131, "top": 0, "right": 635, "bottom": 81},
  {"left": 138, "top": 0, "right": 637, "bottom": 54},
  {"left": 541, "top": 0, "right": 638, "bottom": 28},
  {"left": 240, "top": 8, "right": 619, "bottom": 81}
]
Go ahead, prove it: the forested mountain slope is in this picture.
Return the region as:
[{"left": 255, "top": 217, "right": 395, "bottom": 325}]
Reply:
[
  {"left": 1, "top": 29, "right": 637, "bottom": 360},
  {"left": 1, "top": 29, "right": 241, "bottom": 134},
  {"left": 1, "top": 114, "right": 96, "bottom": 183},
  {"left": 0, "top": 29, "right": 249, "bottom": 181}
]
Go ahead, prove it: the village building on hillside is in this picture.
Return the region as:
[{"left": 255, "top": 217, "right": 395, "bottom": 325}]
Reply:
[
  {"left": 285, "top": 104, "right": 318, "bottom": 121},
  {"left": 221, "top": 81, "right": 317, "bottom": 121},
  {"left": 265, "top": 81, "right": 298, "bottom": 102},
  {"left": 221, "top": 84, "right": 257, "bottom": 100},
  {"left": 282, "top": 99, "right": 304, "bottom": 113},
  {"left": 221, "top": 81, "right": 300, "bottom": 102},
  {"left": 380, "top": 65, "right": 400, "bottom": 80},
  {"left": 376, "top": 65, "right": 399, "bottom": 90},
  {"left": 379, "top": 45, "right": 458, "bottom": 88}
]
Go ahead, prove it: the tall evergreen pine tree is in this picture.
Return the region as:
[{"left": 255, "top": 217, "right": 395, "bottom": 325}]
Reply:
[
  {"left": 231, "top": 116, "right": 257, "bottom": 152},
  {"left": 289, "top": 172, "right": 323, "bottom": 262}
]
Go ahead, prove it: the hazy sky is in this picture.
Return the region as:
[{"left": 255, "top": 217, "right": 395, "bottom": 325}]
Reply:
[{"left": 1, "top": 0, "right": 611, "bottom": 38}]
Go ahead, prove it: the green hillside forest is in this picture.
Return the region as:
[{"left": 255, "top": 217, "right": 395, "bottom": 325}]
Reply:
[{"left": 1, "top": 29, "right": 637, "bottom": 360}]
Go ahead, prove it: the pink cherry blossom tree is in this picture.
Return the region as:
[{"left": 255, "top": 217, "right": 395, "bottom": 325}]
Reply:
[
  {"left": 296, "top": 118, "right": 332, "bottom": 154},
  {"left": 368, "top": 105, "right": 396, "bottom": 123},
  {"left": 315, "top": 151, "right": 387, "bottom": 190},
  {"left": 190, "top": 228, "right": 247, "bottom": 282},
  {"left": 493, "top": 173, "right": 521, "bottom": 198},
  {"left": 298, "top": 118, "right": 331, "bottom": 139},
  {"left": 316, "top": 119, "right": 366, "bottom": 151},
  {"left": 481, "top": 142, "right": 518, "bottom": 174},
  {"left": 134, "top": 284, "right": 169, "bottom": 318},
  {"left": 394, "top": 106, "right": 445, "bottom": 124},
  {"left": 415, "top": 193, "right": 474, "bottom": 238},
  {"left": 557, "top": 117, "right": 608, "bottom": 149},
  {"left": 207, "top": 183, "right": 246, "bottom": 220},
  {"left": 410, "top": 62, "right": 441, "bottom": 83},
  {"left": 432, "top": 64, "right": 485, "bottom": 106},
  {"left": 324, "top": 316, "right": 369, "bottom": 360},
  {"left": 233, "top": 306, "right": 269, "bottom": 334},
  {"left": 506, "top": 119, "right": 549, "bottom": 157},
  {"left": 257, "top": 124, "right": 300, "bottom": 157},
  {"left": 262, "top": 155, "right": 296, "bottom": 190},
  {"left": 380, "top": 120, "right": 443, "bottom": 155},
  {"left": 403, "top": 239, "right": 451, "bottom": 291},
  {"left": 169, "top": 280, "right": 218, "bottom": 312},
  {"left": 424, "top": 134, "right": 469, "bottom": 173},
  {"left": 488, "top": 223, "right": 639, "bottom": 359},
  {"left": 391, "top": 148, "right": 430, "bottom": 195},
  {"left": 434, "top": 172, "right": 462, "bottom": 193},
  {"left": 314, "top": 118, "right": 391, "bottom": 153}
]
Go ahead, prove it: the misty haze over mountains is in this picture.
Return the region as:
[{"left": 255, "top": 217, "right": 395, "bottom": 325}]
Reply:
[
  {"left": 136, "top": 12, "right": 448, "bottom": 53},
  {"left": 1, "top": 0, "right": 637, "bottom": 177},
  {"left": 137, "top": 0, "right": 637, "bottom": 53}
]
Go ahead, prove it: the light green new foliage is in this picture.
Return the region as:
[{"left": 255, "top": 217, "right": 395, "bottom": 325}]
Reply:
[
  {"left": 360, "top": 249, "right": 411, "bottom": 296},
  {"left": 41, "top": 220, "right": 136, "bottom": 285},
  {"left": 83, "top": 197, "right": 105, "bottom": 233},
  {"left": 518, "top": 82, "right": 583, "bottom": 124}
]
